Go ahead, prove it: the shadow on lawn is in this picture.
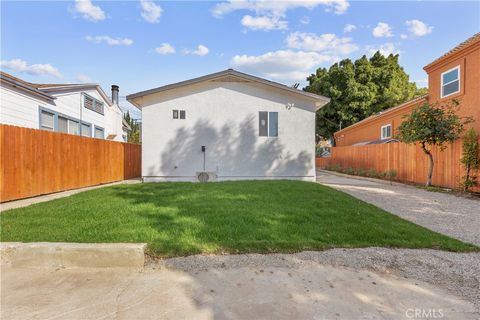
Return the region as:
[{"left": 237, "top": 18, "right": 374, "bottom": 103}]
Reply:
[{"left": 111, "top": 181, "right": 333, "bottom": 256}]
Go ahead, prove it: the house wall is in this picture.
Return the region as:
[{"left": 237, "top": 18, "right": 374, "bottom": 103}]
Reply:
[
  {"left": 0, "top": 84, "right": 124, "bottom": 141},
  {"left": 334, "top": 38, "right": 479, "bottom": 147},
  {"left": 141, "top": 81, "right": 317, "bottom": 181},
  {"left": 425, "top": 40, "right": 480, "bottom": 133},
  {"left": 334, "top": 98, "right": 426, "bottom": 146}
]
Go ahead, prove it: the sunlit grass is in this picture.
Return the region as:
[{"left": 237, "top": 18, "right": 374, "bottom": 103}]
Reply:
[{"left": 1, "top": 180, "right": 477, "bottom": 257}]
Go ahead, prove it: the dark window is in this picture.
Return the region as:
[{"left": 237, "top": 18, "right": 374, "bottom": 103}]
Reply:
[
  {"left": 173, "top": 110, "right": 179, "bottom": 119},
  {"left": 259, "top": 111, "right": 268, "bottom": 136},
  {"left": 180, "top": 110, "right": 186, "bottom": 119}
]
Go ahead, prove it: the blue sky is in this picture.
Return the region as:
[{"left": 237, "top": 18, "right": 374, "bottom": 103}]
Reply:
[{"left": 1, "top": 0, "right": 479, "bottom": 119}]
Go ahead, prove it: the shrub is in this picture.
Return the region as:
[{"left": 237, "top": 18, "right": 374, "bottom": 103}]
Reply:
[{"left": 460, "top": 128, "right": 479, "bottom": 192}]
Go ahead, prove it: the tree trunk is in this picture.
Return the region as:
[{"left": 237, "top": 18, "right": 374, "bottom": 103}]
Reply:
[{"left": 420, "top": 142, "right": 434, "bottom": 187}]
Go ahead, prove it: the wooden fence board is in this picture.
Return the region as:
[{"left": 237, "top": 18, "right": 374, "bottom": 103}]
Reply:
[
  {"left": 316, "top": 139, "right": 479, "bottom": 191},
  {"left": 0, "top": 124, "right": 141, "bottom": 202}
]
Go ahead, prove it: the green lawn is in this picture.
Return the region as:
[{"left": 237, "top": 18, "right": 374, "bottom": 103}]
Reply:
[{"left": 1, "top": 180, "right": 476, "bottom": 257}]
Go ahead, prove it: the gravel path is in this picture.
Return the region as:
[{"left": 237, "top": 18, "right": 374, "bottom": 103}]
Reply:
[
  {"left": 152, "top": 248, "right": 480, "bottom": 310},
  {"left": 316, "top": 170, "right": 480, "bottom": 246}
]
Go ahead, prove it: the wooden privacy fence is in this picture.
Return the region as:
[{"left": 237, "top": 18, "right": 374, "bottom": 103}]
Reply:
[
  {"left": 0, "top": 124, "right": 141, "bottom": 202},
  {"left": 316, "top": 139, "right": 479, "bottom": 191}
]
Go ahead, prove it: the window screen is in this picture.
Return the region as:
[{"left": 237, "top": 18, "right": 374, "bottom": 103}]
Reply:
[
  {"left": 269, "top": 112, "right": 278, "bottom": 137},
  {"left": 441, "top": 67, "right": 460, "bottom": 97},
  {"left": 180, "top": 110, "right": 186, "bottom": 119},
  {"left": 58, "top": 116, "right": 68, "bottom": 133},
  {"left": 94, "top": 127, "right": 104, "bottom": 139},
  {"left": 40, "top": 110, "right": 54, "bottom": 131},
  {"left": 69, "top": 120, "right": 79, "bottom": 135},
  {"left": 259, "top": 112, "right": 268, "bottom": 136},
  {"left": 81, "top": 123, "right": 91, "bottom": 137},
  {"left": 173, "top": 110, "right": 179, "bottom": 119}
]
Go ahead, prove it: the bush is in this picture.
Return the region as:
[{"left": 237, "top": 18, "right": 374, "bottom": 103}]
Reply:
[{"left": 460, "top": 128, "right": 479, "bottom": 192}]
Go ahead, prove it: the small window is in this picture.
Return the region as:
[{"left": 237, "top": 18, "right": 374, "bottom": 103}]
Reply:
[
  {"left": 83, "top": 94, "right": 104, "bottom": 115},
  {"left": 259, "top": 111, "right": 278, "bottom": 137},
  {"left": 180, "top": 110, "right": 186, "bottom": 119},
  {"left": 173, "top": 110, "right": 179, "bottom": 119},
  {"left": 259, "top": 111, "right": 268, "bottom": 136},
  {"left": 40, "top": 110, "right": 54, "bottom": 131},
  {"left": 58, "top": 116, "right": 68, "bottom": 133},
  {"left": 269, "top": 112, "right": 278, "bottom": 137},
  {"left": 94, "top": 127, "right": 104, "bottom": 139},
  {"left": 381, "top": 124, "right": 392, "bottom": 139},
  {"left": 69, "top": 119, "right": 79, "bottom": 135},
  {"left": 441, "top": 66, "right": 460, "bottom": 98},
  {"left": 81, "top": 123, "right": 91, "bottom": 137}
]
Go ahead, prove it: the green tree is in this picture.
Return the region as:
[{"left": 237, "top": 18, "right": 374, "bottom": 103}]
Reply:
[
  {"left": 460, "top": 128, "right": 480, "bottom": 192},
  {"left": 396, "top": 100, "right": 471, "bottom": 186},
  {"left": 123, "top": 111, "right": 141, "bottom": 144},
  {"left": 305, "top": 52, "right": 425, "bottom": 141}
]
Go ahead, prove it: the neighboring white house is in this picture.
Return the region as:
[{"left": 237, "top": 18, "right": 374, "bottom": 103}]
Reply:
[
  {"left": 0, "top": 71, "right": 128, "bottom": 142},
  {"left": 127, "top": 69, "right": 329, "bottom": 182}
]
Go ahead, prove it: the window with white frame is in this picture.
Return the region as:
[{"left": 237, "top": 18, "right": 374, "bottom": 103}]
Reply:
[
  {"left": 381, "top": 124, "right": 392, "bottom": 139},
  {"left": 259, "top": 111, "right": 278, "bottom": 137},
  {"left": 83, "top": 94, "right": 104, "bottom": 115},
  {"left": 441, "top": 66, "right": 460, "bottom": 98},
  {"left": 40, "top": 110, "right": 55, "bottom": 131}
]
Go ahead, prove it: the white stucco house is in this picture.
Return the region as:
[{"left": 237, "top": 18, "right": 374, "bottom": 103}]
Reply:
[
  {"left": 127, "top": 69, "right": 329, "bottom": 182},
  {"left": 0, "top": 71, "right": 128, "bottom": 142}
]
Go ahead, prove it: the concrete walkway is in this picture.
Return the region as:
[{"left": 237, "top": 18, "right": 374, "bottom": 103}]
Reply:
[
  {"left": 2, "top": 252, "right": 478, "bottom": 320},
  {"left": 0, "top": 179, "right": 141, "bottom": 212},
  {"left": 316, "top": 170, "right": 480, "bottom": 246}
]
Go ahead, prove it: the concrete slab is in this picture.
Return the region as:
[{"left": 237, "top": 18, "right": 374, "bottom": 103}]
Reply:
[
  {"left": 0, "top": 179, "right": 141, "bottom": 212},
  {"left": 0, "top": 242, "right": 146, "bottom": 268},
  {"left": 1, "top": 261, "right": 477, "bottom": 320}
]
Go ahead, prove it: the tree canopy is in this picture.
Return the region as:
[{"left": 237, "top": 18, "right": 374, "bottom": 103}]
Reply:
[
  {"left": 396, "top": 100, "right": 471, "bottom": 186},
  {"left": 304, "top": 51, "right": 427, "bottom": 141},
  {"left": 123, "top": 111, "right": 141, "bottom": 144}
]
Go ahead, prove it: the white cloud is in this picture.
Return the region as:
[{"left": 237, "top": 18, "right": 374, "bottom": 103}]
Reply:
[
  {"left": 241, "top": 15, "right": 287, "bottom": 30},
  {"left": 286, "top": 32, "right": 358, "bottom": 55},
  {"left": 231, "top": 50, "right": 334, "bottom": 82},
  {"left": 212, "top": 0, "right": 349, "bottom": 17},
  {"left": 1, "top": 59, "right": 63, "bottom": 78},
  {"left": 300, "top": 16, "right": 310, "bottom": 25},
  {"left": 155, "top": 43, "right": 175, "bottom": 55},
  {"left": 213, "top": 0, "right": 348, "bottom": 32},
  {"left": 414, "top": 78, "right": 428, "bottom": 88},
  {"left": 366, "top": 43, "right": 400, "bottom": 57},
  {"left": 86, "top": 35, "right": 133, "bottom": 46},
  {"left": 343, "top": 24, "right": 356, "bottom": 33},
  {"left": 372, "top": 22, "right": 393, "bottom": 38},
  {"left": 140, "top": 0, "right": 162, "bottom": 23},
  {"left": 192, "top": 44, "right": 210, "bottom": 56},
  {"left": 76, "top": 73, "right": 92, "bottom": 83},
  {"left": 73, "top": 0, "right": 106, "bottom": 22},
  {"left": 406, "top": 19, "right": 433, "bottom": 37},
  {"left": 400, "top": 34, "right": 408, "bottom": 39}
]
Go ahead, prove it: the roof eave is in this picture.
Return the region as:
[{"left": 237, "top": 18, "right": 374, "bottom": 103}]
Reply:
[
  {"left": 0, "top": 76, "right": 55, "bottom": 101},
  {"left": 126, "top": 69, "right": 330, "bottom": 107}
]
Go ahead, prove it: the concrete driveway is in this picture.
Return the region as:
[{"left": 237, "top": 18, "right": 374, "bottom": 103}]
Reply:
[
  {"left": 2, "top": 251, "right": 479, "bottom": 320},
  {"left": 316, "top": 170, "right": 480, "bottom": 246}
]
